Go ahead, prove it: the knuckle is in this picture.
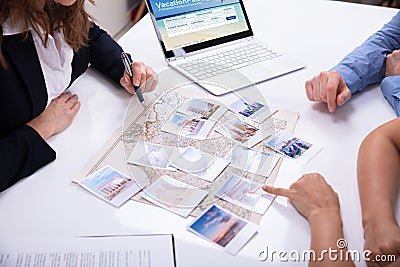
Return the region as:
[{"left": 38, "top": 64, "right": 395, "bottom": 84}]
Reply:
[
  {"left": 331, "top": 70, "right": 341, "bottom": 80},
  {"left": 134, "top": 62, "right": 145, "bottom": 69},
  {"left": 289, "top": 185, "right": 296, "bottom": 193},
  {"left": 54, "top": 98, "right": 63, "bottom": 105},
  {"left": 297, "top": 177, "right": 305, "bottom": 185},
  {"left": 305, "top": 80, "right": 312, "bottom": 89},
  {"left": 314, "top": 174, "right": 324, "bottom": 182},
  {"left": 326, "top": 84, "right": 336, "bottom": 93},
  {"left": 331, "top": 70, "right": 339, "bottom": 76}
]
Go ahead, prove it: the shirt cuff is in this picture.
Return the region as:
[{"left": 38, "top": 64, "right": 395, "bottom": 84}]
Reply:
[
  {"left": 330, "top": 65, "right": 362, "bottom": 95},
  {"left": 381, "top": 76, "right": 400, "bottom": 117}
]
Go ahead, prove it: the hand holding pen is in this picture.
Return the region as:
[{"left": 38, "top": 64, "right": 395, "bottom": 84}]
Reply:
[{"left": 120, "top": 52, "right": 158, "bottom": 108}]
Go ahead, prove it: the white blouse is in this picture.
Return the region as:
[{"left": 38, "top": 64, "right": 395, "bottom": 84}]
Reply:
[{"left": 2, "top": 18, "right": 73, "bottom": 106}]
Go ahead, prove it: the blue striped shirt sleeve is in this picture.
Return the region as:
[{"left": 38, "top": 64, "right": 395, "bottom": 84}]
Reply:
[
  {"left": 330, "top": 11, "right": 400, "bottom": 95},
  {"left": 381, "top": 75, "right": 400, "bottom": 116}
]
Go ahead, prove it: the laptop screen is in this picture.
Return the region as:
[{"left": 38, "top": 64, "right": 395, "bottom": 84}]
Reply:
[{"left": 146, "top": 0, "right": 253, "bottom": 59}]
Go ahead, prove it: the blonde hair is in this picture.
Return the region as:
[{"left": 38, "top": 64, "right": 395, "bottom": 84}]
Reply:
[{"left": 0, "top": 0, "right": 94, "bottom": 68}]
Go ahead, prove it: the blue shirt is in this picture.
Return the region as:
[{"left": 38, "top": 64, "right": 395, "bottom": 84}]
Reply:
[{"left": 331, "top": 11, "right": 400, "bottom": 116}]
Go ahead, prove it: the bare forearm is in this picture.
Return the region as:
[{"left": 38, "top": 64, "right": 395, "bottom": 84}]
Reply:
[
  {"left": 357, "top": 118, "right": 400, "bottom": 228},
  {"left": 308, "top": 212, "right": 354, "bottom": 267}
]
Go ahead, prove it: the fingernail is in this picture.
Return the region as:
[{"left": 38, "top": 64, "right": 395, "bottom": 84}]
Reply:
[{"left": 125, "top": 76, "right": 129, "bottom": 83}]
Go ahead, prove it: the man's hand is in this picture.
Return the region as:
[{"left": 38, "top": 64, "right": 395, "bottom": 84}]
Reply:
[
  {"left": 305, "top": 70, "right": 352, "bottom": 113},
  {"left": 385, "top": 50, "right": 400, "bottom": 77},
  {"left": 27, "top": 92, "right": 80, "bottom": 140}
]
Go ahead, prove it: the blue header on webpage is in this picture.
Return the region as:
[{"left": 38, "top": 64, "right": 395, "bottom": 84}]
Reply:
[{"left": 149, "top": 0, "right": 240, "bottom": 19}]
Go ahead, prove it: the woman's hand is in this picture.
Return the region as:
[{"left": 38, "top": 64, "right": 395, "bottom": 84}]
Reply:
[
  {"left": 120, "top": 62, "right": 158, "bottom": 94},
  {"left": 262, "top": 173, "right": 340, "bottom": 220},
  {"left": 26, "top": 92, "right": 80, "bottom": 140},
  {"left": 264, "top": 174, "right": 353, "bottom": 267}
]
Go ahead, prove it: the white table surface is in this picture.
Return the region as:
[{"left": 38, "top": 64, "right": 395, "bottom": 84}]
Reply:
[{"left": 1, "top": 1, "right": 399, "bottom": 266}]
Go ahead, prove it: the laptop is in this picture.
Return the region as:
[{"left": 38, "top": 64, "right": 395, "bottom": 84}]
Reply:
[{"left": 144, "top": 0, "right": 305, "bottom": 95}]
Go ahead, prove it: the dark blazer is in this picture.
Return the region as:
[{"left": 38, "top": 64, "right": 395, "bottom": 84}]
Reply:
[{"left": 0, "top": 23, "right": 125, "bottom": 192}]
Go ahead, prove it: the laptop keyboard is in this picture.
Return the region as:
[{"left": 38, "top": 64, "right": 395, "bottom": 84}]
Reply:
[{"left": 177, "top": 43, "right": 282, "bottom": 80}]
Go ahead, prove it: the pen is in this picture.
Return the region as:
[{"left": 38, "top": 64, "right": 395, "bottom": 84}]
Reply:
[{"left": 121, "top": 52, "right": 146, "bottom": 108}]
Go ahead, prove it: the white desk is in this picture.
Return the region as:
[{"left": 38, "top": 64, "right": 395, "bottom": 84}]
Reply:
[{"left": 0, "top": 1, "right": 398, "bottom": 266}]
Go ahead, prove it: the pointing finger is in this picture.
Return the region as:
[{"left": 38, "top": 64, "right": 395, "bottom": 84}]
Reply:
[{"left": 262, "top": 185, "right": 293, "bottom": 199}]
